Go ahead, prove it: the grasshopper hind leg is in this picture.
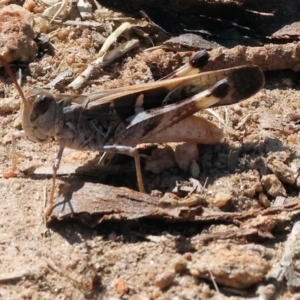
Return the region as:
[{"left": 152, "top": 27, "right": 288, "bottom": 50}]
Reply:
[{"left": 103, "top": 145, "right": 145, "bottom": 193}]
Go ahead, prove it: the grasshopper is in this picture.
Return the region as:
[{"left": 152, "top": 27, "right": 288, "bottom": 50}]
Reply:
[{"left": 0, "top": 50, "right": 264, "bottom": 217}]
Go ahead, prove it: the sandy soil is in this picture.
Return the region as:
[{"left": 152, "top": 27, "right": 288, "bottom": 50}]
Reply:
[{"left": 1, "top": 2, "right": 300, "bottom": 300}]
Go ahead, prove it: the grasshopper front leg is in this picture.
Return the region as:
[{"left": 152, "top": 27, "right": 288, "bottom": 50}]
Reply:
[
  {"left": 43, "top": 144, "right": 65, "bottom": 217},
  {"left": 3, "top": 131, "right": 27, "bottom": 178}
]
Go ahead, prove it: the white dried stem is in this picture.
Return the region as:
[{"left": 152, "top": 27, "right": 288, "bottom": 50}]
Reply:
[
  {"left": 205, "top": 108, "right": 225, "bottom": 125},
  {"left": 49, "top": 0, "right": 69, "bottom": 23},
  {"left": 99, "top": 22, "right": 131, "bottom": 56},
  {"left": 51, "top": 19, "right": 104, "bottom": 28},
  {"left": 68, "top": 39, "right": 139, "bottom": 90}
]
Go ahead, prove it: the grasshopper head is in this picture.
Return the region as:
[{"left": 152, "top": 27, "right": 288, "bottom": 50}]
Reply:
[
  {"left": 22, "top": 88, "right": 57, "bottom": 143},
  {"left": 0, "top": 56, "right": 57, "bottom": 143}
]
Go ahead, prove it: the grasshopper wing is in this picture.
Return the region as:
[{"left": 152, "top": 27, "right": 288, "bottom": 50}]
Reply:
[{"left": 112, "top": 65, "right": 264, "bottom": 146}]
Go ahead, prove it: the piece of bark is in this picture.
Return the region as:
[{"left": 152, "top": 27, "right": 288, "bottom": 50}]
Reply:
[
  {"left": 144, "top": 42, "right": 300, "bottom": 78},
  {"left": 203, "top": 42, "right": 300, "bottom": 72},
  {"left": 49, "top": 181, "right": 204, "bottom": 226},
  {"left": 49, "top": 181, "right": 300, "bottom": 227}
]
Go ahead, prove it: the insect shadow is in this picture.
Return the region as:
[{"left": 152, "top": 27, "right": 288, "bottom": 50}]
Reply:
[{"left": 43, "top": 136, "right": 295, "bottom": 227}]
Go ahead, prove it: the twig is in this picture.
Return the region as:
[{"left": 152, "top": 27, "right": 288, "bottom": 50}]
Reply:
[
  {"left": 51, "top": 19, "right": 105, "bottom": 28},
  {"left": 44, "top": 69, "right": 73, "bottom": 89},
  {"left": 99, "top": 22, "right": 131, "bottom": 56},
  {"left": 68, "top": 22, "right": 138, "bottom": 90},
  {"left": 205, "top": 108, "right": 225, "bottom": 124},
  {"left": 145, "top": 42, "right": 300, "bottom": 73},
  {"left": 203, "top": 42, "right": 300, "bottom": 72},
  {"left": 207, "top": 267, "right": 219, "bottom": 293},
  {"left": 0, "top": 269, "right": 40, "bottom": 283},
  {"left": 68, "top": 39, "right": 139, "bottom": 90},
  {"left": 49, "top": 0, "right": 69, "bottom": 23}
]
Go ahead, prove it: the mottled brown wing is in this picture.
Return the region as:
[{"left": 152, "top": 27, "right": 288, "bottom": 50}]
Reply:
[{"left": 112, "top": 66, "right": 264, "bottom": 146}]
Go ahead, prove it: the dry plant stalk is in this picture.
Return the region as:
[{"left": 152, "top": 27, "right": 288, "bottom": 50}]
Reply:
[
  {"left": 68, "top": 22, "right": 135, "bottom": 90},
  {"left": 0, "top": 50, "right": 264, "bottom": 218}
]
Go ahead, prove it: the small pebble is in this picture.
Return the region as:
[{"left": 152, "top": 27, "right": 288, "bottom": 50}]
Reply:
[
  {"left": 207, "top": 191, "right": 232, "bottom": 207},
  {"left": 183, "top": 252, "right": 192, "bottom": 261},
  {"left": 296, "top": 176, "right": 300, "bottom": 189},
  {"left": 258, "top": 193, "right": 270, "bottom": 208},
  {"left": 174, "top": 142, "right": 199, "bottom": 172},
  {"left": 256, "top": 284, "right": 276, "bottom": 300},
  {"left": 267, "top": 158, "right": 296, "bottom": 184},
  {"left": 170, "top": 255, "right": 187, "bottom": 272},
  {"left": 154, "top": 269, "right": 176, "bottom": 290},
  {"left": 108, "top": 232, "right": 117, "bottom": 241},
  {"left": 190, "top": 159, "right": 200, "bottom": 177},
  {"left": 261, "top": 174, "right": 287, "bottom": 197},
  {"left": 114, "top": 278, "right": 129, "bottom": 294}
]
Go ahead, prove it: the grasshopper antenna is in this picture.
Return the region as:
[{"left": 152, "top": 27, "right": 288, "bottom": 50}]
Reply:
[{"left": 0, "top": 56, "right": 27, "bottom": 105}]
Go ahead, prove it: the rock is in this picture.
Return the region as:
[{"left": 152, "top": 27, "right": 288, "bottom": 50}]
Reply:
[
  {"left": 32, "top": 15, "right": 50, "bottom": 34},
  {"left": 114, "top": 278, "right": 129, "bottom": 294},
  {"left": 261, "top": 174, "right": 287, "bottom": 197},
  {"left": 0, "top": 5, "right": 37, "bottom": 62},
  {"left": 145, "top": 146, "right": 176, "bottom": 174},
  {"left": 256, "top": 284, "right": 276, "bottom": 299},
  {"left": 154, "top": 269, "right": 176, "bottom": 290},
  {"left": 189, "top": 159, "right": 200, "bottom": 177},
  {"left": 170, "top": 255, "right": 188, "bottom": 272},
  {"left": 190, "top": 243, "right": 270, "bottom": 289},
  {"left": 207, "top": 191, "right": 232, "bottom": 208},
  {"left": 267, "top": 157, "right": 296, "bottom": 184},
  {"left": 183, "top": 252, "right": 192, "bottom": 261},
  {"left": 258, "top": 192, "right": 271, "bottom": 208},
  {"left": 174, "top": 142, "right": 199, "bottom": 172}
]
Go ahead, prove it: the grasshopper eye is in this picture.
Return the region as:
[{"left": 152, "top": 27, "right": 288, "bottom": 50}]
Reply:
[
  {"left": 35, "top": 94, "right": 53, "bottom": 115},
  {"left": 30, "top": 94, "right": 53, "bottom": 122}
]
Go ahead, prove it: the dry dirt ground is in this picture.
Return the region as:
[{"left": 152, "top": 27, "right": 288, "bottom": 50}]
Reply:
[{"left": 1, "top": 2, "right": 300, "bottom": 300}]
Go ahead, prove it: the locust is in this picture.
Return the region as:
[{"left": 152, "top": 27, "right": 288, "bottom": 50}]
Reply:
[{"left": 0, "top": 50, "right": 264, "bottom": 217}]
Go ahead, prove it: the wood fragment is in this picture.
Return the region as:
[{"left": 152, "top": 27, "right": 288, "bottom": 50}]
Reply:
[
  {"left": 52, "top": 19, "right": 105, "bottom": 28},
  {"left": 203, "top": 42, "right": 300, "bottom": 72},
  {"left": 49, "top": 181, "right": 205, "bottom": 225},
  {"left": 49, "top": 181, "right": 300, "bottom": 226},
  {"left": 44, "top": 69, "right": 73, "bottom": 89},
  {"left": 0, "top": 269, "right": 41, "bottom": 283},
  {"left": 145, "top": 43, "right": 300, "bottom": 74},
  {"left": 192, "top": 228, "right": 273, "bottom": 246}
]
